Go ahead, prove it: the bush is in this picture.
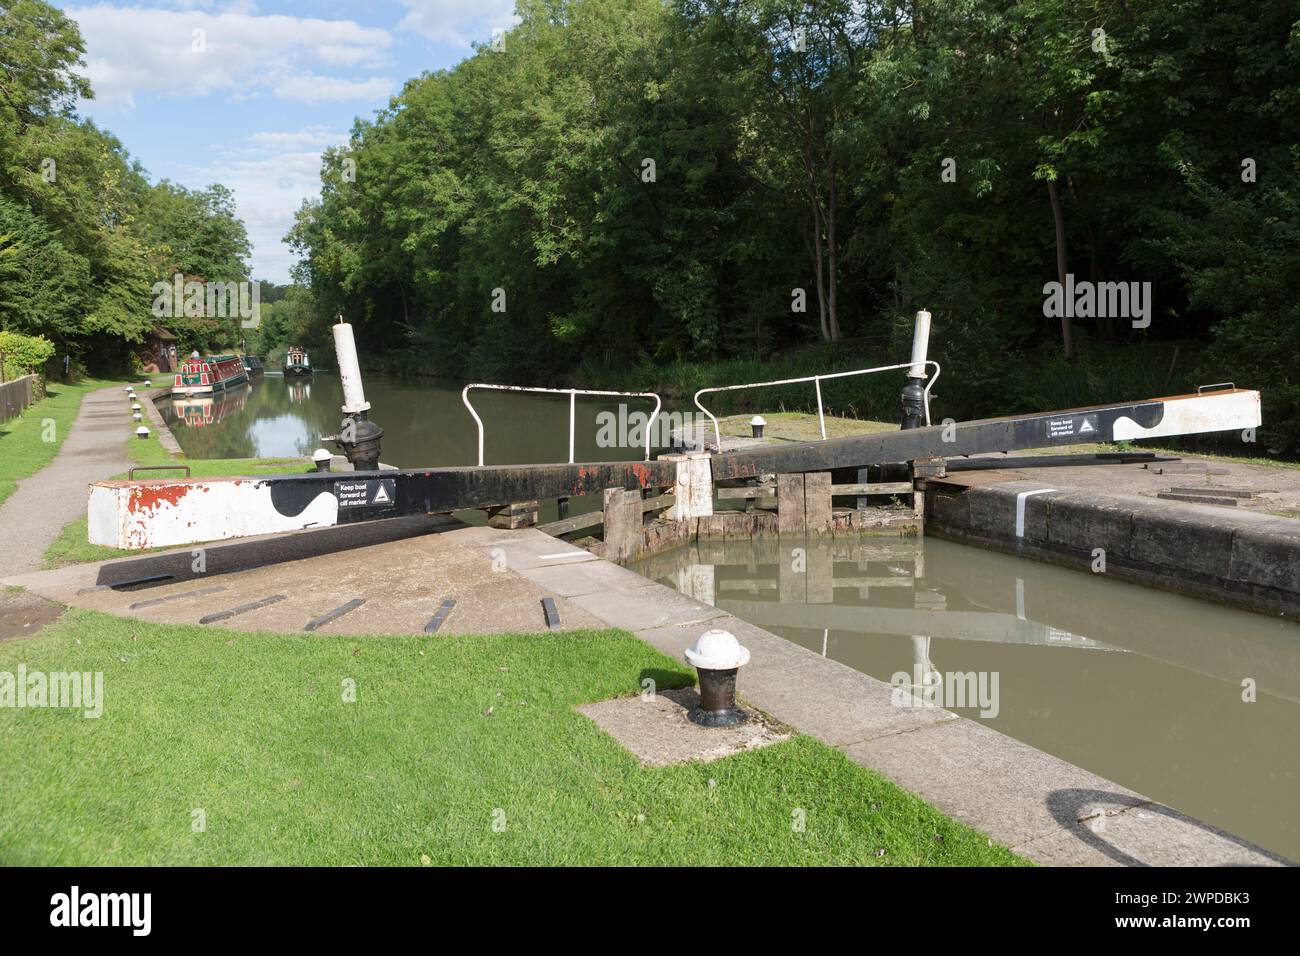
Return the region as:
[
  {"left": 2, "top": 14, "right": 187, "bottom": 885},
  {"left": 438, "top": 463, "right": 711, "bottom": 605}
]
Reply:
[{"left": 0, "top": 329, "right": 55, "bottom": 379}]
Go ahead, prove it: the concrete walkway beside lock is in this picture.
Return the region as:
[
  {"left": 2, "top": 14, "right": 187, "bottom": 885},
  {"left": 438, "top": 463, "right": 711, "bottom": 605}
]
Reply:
[{"left": 3, "top": 518, "right": 1288, "bottom": 867}]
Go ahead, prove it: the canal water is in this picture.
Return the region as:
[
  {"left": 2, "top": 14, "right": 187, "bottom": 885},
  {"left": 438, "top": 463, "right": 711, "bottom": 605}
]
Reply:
[
  {"left": 159, "top": 371, "right": 1299, "bottom": 860},
  {"left": 630, "top": 536, "right": 1300, "bottom": 861},
  {"left": 158, "top": 372, "right": 676, "bottom": 466}
]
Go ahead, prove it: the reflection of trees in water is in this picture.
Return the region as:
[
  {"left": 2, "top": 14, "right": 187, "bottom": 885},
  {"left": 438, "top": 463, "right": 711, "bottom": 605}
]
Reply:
[
  {"left": 159, "top": 375, "right": 344, "bottom": 459},
  {"left": 247, "top": 376, "right": 346, "bottom": 455}
]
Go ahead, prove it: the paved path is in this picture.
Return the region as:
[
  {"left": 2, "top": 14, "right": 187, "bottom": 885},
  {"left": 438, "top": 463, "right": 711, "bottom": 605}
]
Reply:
[{"left": 0, "top": 386, "right": 132, "bottom": 578}]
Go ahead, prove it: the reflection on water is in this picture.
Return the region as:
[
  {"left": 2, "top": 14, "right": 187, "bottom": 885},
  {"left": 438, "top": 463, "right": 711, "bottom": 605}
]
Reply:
[
  {"left": 630, "top": 535, "right": 1300, "bottom": 860},
  {"left": 158, "top": 373, "right": 674, "bottom": 466}
]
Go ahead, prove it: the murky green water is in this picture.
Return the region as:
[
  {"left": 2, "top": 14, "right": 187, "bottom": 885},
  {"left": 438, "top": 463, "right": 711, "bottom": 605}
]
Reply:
[
  {"left": 157, "top": 372, "right": 674, "bottom": 466},
  {"left": 630, "top": 535, "right": 1300, "bottom": 861}
]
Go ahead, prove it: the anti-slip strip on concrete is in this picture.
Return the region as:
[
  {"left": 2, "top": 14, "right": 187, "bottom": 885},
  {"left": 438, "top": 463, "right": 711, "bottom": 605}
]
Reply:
[
  {"left": 128, "top": 585, "right": 227, "bottom": 609},
  {"left": 541, "top": 597, "right": 561, "bottom": 629},
  {"left": 304, "top": 598, "right": 366, "bottom": 632},
  {"left": 424, "top": 599, "right": 456, "bottom": 634},
  {"left": 199, "top": 594, "right": 286, "bottom": 624}
]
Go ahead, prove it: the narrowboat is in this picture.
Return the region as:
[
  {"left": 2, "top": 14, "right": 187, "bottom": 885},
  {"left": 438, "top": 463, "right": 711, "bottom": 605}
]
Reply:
[
  {"left": 170, "top": 354, "right": 249, "bottom": 397},
  {"left": 241, "top": 354, "right": 265, "bottom": 377},
  {"left": 284, "top": 346, "right": 312, "bottom": 377}
]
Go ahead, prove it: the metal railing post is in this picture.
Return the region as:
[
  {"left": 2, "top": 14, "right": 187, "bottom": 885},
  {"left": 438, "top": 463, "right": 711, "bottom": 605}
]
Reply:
[{"left": 814, "top": 376, "right": 826, "bottom": 439}]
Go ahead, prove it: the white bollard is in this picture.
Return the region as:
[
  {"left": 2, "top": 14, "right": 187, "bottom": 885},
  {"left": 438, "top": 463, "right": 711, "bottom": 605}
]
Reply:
[
  {"left": 902, "top": 309, "right": 932, "bottom": 429},
  {"left": 333, "top": 320, "right": 371, "bottom": 415},
  {"left": 908, "top": 309, "right": 931, "bottom": 380}
]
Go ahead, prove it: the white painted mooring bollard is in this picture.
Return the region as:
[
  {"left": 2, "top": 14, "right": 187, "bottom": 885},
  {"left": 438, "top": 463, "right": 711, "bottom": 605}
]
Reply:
[
  {"left": 327, "top": 318, "right": 384, "bottom": 471},
  {"left": 901, "top": 309, "right": 931, "bottom": 429},
  {"left": 131, "top": 402, "right": 141, "bottom": 412},
  {"left": 333, "top": 321, "right": 370, "bottom": 415},
  {"left": 684, "top": 628, "right": 750, "bottom": 727},
  {"left": 132, "top": 412, "right": 142, "bottom": 422},
  {"left": 135, "top": 426, "right": 150, "bottom": 439},
  {"left": 312, "top": 448, "right": 333, "bottom": 473},
  {"left": 750, "top": 415, "right": 766, "bottom": 439}
]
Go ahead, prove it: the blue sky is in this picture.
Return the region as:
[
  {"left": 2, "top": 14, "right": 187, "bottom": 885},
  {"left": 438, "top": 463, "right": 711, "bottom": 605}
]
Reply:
[{"left": 56, "top": 0, "right": 519, "bottom": 282}]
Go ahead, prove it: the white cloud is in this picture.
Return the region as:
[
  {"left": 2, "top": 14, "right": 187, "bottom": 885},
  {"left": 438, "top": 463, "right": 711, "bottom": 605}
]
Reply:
[
  {"left": 273, "top": 73, "right": 393, "bottom": 104},
  {"left": 397, "top": 0, "right": 517, "bottom": 47},
  {"left": 69, "top": 5, "right": 393, "bottom": 107},
  {"left": 247, "top": 126, "right": 345, "bottom": 149},
  {"left": 180, "top": 128, "right": 347, "bottom": 282}
]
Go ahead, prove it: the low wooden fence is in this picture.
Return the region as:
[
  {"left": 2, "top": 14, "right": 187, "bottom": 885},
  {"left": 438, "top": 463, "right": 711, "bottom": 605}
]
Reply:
[{"left": 0, "top": 374, "right": 40, "bottom": 423}]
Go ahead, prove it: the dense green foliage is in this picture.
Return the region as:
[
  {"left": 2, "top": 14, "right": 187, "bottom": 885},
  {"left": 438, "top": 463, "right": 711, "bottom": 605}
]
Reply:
[
  {"left": 289, "top": 0, "right": 1299, "bottom": 452},
  {"left": 0, "top": 0, "right": 254, "bottom": 371}
]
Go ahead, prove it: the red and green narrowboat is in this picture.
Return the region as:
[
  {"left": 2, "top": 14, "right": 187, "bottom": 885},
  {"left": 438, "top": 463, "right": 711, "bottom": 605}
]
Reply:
[{"left": 171, "top": 354, "right": 249, "bottom": 397}]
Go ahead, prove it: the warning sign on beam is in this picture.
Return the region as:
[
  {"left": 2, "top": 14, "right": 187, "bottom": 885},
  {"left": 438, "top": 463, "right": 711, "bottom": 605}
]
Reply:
[
  {"left": 1045, "top": 414, "right": 1099, "bottom": 440},
  {"left": 335, "top": 478, "right": 397, "bottom": 508}
]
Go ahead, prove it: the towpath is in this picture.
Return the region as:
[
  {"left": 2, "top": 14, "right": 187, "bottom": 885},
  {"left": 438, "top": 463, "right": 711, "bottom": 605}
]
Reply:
[{"left": 0, "top": 386, "right": 132, "bottom": 578}]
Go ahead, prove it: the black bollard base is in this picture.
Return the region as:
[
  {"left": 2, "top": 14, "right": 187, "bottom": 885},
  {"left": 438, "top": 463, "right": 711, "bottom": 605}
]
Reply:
[{"left": 689, "top": 667, "right": 747, "bottom": 727}]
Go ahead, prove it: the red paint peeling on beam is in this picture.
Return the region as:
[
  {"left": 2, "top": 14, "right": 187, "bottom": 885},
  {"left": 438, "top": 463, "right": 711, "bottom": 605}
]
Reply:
[{"left": 126, "top": 482, "right": 194, "bottom": 513}]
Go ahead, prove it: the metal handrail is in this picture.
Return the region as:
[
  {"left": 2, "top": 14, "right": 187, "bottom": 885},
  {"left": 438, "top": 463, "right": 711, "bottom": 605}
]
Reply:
[
  {"left": 128, "top": 465, "right": 192, "bottom": 480},
  {"left": 693, "top": 360, "right": 941, "bottom": 451},
  {"left": 462, "top": 384, "right": 662, "bottom": 466}
]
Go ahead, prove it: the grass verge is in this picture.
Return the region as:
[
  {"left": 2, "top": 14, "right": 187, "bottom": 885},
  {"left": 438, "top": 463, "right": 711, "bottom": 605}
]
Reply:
[
  {"left": 0, "top": 377, "right": 130, "bottom": 507},
  {"left": 0, "top": 609, "right": 1027, "bottom": 866}
]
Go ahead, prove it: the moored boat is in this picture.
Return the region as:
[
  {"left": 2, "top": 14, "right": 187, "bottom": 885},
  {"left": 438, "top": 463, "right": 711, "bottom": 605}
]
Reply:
[
  {"left": 171, "top": 354, "right": 249, "bottom": 397},
  {"left": 283, "top": 346, "right": 312, "bottom": 377},
  {"left": 241, "top": 354, "right": 265, "bottom": 376}
]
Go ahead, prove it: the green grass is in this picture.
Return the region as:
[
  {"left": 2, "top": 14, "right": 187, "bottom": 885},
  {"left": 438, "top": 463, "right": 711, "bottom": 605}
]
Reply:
[
  {"left": 42, "top": 517, "right": 170, "bottom": 569},
  {"left": 126, "top": 413, "right": 308, "bottom": 477},
  {"left": 0, "top": 377, "right": 130, "bottom": 506},
  {"left": 0, "top": 610, "right": 1026, "bottom": 866}
]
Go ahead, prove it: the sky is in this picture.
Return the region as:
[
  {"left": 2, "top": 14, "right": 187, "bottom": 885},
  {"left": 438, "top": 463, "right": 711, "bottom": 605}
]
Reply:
[{"left": 55, "top": 0, "right": 519, "bottom": 283}]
